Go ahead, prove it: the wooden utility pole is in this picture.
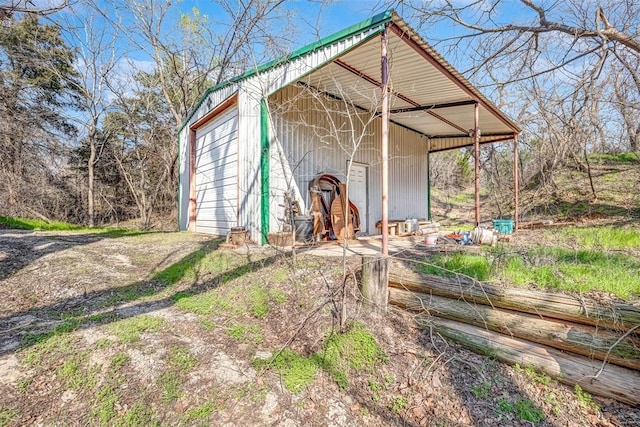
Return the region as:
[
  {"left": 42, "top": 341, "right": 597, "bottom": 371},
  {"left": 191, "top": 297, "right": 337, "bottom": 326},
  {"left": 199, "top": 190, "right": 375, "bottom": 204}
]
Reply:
[{"left": 473, "top": 103, "right": 480, "bottom": 226}]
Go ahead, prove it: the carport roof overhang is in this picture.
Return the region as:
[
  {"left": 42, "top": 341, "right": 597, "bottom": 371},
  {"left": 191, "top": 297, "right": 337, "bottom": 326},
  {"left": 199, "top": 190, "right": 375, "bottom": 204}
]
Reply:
[
  {"left": 183, "top": 10, "right": 520, "bottom": 149},
  {"left": 298, "top": 11, "right": 520, "bottom": 151}
]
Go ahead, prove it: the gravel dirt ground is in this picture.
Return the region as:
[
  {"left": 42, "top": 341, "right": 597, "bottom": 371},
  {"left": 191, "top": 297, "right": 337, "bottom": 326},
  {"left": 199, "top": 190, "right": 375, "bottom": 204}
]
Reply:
[{"left": 0, "top": 229, "right": 639, "bottom": 426}]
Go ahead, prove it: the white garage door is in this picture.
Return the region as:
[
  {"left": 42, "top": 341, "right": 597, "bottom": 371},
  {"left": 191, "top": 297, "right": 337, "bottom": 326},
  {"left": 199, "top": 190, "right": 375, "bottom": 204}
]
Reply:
[{"left": 195, "top": 106, "right": 238, "bottom": 235}]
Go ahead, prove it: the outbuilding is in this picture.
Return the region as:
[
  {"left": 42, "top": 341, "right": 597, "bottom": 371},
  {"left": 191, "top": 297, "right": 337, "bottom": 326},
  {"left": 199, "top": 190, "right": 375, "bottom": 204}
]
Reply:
[{"left": 177, "top": 10, "right": 520, "bottom": 250}]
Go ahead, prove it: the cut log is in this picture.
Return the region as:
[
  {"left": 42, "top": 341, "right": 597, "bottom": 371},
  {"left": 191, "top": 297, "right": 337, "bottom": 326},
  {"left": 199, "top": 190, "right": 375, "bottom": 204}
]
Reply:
[
  {"left": 419, "top": 316, "right": 640, "bottom": 407},
  {"left": 389, "top": 287, "right": 640, "bottom": 371},
  {"left": 389, "top": 268, "right": 640, "bottom": 332}
]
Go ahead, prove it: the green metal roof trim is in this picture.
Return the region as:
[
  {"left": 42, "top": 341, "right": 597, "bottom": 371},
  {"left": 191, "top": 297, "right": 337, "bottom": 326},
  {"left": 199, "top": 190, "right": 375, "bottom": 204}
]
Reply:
[{"left": 178, "top": 10, "right": 393, "bottom": 133}]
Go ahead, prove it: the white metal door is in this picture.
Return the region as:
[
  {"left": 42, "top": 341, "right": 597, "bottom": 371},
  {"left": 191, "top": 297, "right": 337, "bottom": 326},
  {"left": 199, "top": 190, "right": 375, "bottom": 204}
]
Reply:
[
  {"left": 195, "top": 106, "right": 239, "bottom": 235},
  {"left": 348, "top": 163, "right": 368, "bottom": 234}
]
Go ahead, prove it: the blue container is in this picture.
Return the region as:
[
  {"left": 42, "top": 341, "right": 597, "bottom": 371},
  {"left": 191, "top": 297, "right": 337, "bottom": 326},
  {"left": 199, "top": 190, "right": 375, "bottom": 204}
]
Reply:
[{"left": 492, "top": 219, "right": 514, "bottom": 234}]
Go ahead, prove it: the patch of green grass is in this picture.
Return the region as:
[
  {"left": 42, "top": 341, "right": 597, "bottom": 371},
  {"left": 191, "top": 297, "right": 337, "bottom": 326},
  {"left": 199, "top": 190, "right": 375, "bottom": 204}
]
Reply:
[
  {"left": 254, "top": 349, "right": 318, "bottom": 393},
  {"left": 96, "top": 338, "right": 113, "bottom": 349},
  {"left": 472, "top": 380, "right": 491, "bottom": 399},
  {"left": 109, "top": 352, "right": 129, "bottom": 372},
  {"left": 368, "top": 380, "right": 384, "bottom": 401},
  {"left": 57, "top": 354, "right": 98, "bottom": 390},
  {"left": 513, "top": 398, "right": 546, "bottom": 423},
  {"left": 173, "top": 290, "right": 238, "bottom": 316},
  {"left": 183, "top": 402, "right": 216, "bottom": 424},
  {"left": 416, "top": 239, "right": 640, "bottom": 299},
  {"left": 271, "top": 268, "right": 289, "bottom": 284},
  {"left": 167, "top": 346, "right": 197, "bottom": 372},
  {"left": 157, "top": 346, "right": 198, "bottom": 404},
  {"left": 108, "top": 315, "right": 166, "bottom": 343},
  {"left": 574, "top": 384, "right": 599, "bottom": 411},
  {"left": 503, "top": 246, "right": 640, "bottom": 299},
  {"left": 497, "top": 397, "right": 513, "bottom": 413},
  {"left": 249, "top": 285, "right": 270, "bottom": 318},
  {"left": 496, "top": 396, "right": 545, "bottom": 423},
  {"left": 519, "top": 364, "right": 552, "bottom": 386},
  {"left": 417, "top": 253, "right": 491, "bottom": 281},
  {"left": 320, "top": 323, "right": 388, "bottom": 371},
  {"left": 115, "top": 402, "right": 157, "bottom": 427},
  {"left": 556, "top": 226, "right": 640, "bottom": 250},
  {"left": 92, "top": 384, "right": 119, "bottom": 425},
  {"left": 21, "top": 332, "right": 73, "bottom": 368},
  {"left": 17, "top": 376, "right": 34, "bottom": 393},
  {"left": 154, "top": 245, "right": 240, "bottom": 286},
  {"left": 589, "top": 152, "right": 640, "bottom": 164},
  {"left": 0, "top": 216, "right": 84, "bottom": 231},
  {"left": 248, "top": 284, "right": 288, "bottom": 319},
  {"left": 544, "top": 391, "right": 563, "bottom": 416},
  {"left": 158, "top": 371, "right": 182, "bottom": 402},
  {"left": 254, "top": 323, "right": 386, "bottom": 393},
  {"left": 0, "top": 406, "right": 19, "bottom": 426},
  {"left": 198, "top": 318, "right": 216, "bottom": 330},
  {"left": 227, "top": 324, "right": 264, "bottom": 344},
  {"left": 314, "top": 323, "right": 387, "bottom": 390},
  {"left": 388, "top": 396, "right": 408, "bottom": 414},
  {"left": 120, "top": 284, "right": 156, "bottom": 302},
  {"left": 0, "top": 215, "right": 141, "bottom": 235},
  {"left": 448, "top": 191, "right": 475, "bottom": 205},
  {"left": 21, "top": 318, "right": 82, "bottom": 349},
  {"left": 271, "top": 289, "right": 287, "bottom": 304}
]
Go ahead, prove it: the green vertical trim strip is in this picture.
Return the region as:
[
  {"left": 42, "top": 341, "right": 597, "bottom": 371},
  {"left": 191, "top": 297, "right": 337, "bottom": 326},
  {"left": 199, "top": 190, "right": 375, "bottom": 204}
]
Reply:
[
  {"left": 427, "top": 151, "right": 432, "bottom": 221},
  {"left": 260, "top": 99, "right": 270, "bottom": 245}
]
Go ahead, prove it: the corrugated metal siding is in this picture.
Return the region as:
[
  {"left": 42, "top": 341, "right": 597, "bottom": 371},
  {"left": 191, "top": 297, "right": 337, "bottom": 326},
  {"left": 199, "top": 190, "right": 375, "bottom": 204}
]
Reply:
[
  {"left": 237, "top": 89, "right": 262, "bottom": 243},
  {"left": 194, "top": 106, "right": 239, "bottom": 235},
  {"left": 268, "top": 85, "right": 428, "bottom": 235}
]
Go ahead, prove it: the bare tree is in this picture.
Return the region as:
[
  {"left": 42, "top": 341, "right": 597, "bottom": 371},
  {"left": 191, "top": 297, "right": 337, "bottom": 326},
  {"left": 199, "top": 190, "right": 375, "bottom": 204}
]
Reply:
[
  {"left": 102, "top": 72, "right": 176, "bottom": 229},
  {"left": 405, "top": 0, "right": 640, "bottom": 82},
  {"left": 392, "top": 0, "right": 640, "bottom": 215},
  {"left": 61, "top": 7, "right": 120, "bottom": 227},
  {"left": 0, "top": 0, "right": 70, "bottom": 18}
]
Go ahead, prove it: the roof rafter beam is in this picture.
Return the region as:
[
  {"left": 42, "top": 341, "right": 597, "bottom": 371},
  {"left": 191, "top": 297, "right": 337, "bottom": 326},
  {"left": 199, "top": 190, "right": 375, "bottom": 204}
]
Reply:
[
  {"left": 333, "top": 58, "right": 469, "bottom": 135},
  {"left": 429, "top": 133, "right": 517, "bottom": 153},
  {"left": 390, "top": 99, "right": 478, "bottom": 114},
  {"left": 295, "top": 80, "right": 433, "bottom": 138}
]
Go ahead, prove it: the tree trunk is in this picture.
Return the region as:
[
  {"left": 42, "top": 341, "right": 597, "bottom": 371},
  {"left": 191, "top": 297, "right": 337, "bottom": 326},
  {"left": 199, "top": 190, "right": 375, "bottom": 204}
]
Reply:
[
  {"left": 418, "top": 316, "right": 640, "bottom": 407},
  {"left": 87, "top": 133, "right": 96, "bottom": 228},
  {"left": 389, "top": 269, "right": 640, "bottom": 331},
  {"left": 389, "top": 287, "right": 640, "bottom": 370}
]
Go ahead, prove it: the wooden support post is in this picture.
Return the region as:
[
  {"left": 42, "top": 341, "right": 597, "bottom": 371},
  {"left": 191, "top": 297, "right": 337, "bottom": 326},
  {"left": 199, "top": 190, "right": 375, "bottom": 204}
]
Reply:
[
  {"left": 473, "top": 103, "right": 480, "bottom": 227},
  {"left": 427, "top": 149, "right": 431, "bottom": 221},
  {"left": 361, "top": 255, "right": 389, "bottom": 314},
  {"left": 513, "top": 133, "right": 519, "bottom": 232}
]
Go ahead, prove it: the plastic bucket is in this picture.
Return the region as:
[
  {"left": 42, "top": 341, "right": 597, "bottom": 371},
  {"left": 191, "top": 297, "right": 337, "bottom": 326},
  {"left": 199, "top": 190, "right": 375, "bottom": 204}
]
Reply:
[
  {"left": 424, "top": 235, "right": 438, "bottom": 245},
  {"left": 471, "top": 227, "right": 496, "bottom": 246}
]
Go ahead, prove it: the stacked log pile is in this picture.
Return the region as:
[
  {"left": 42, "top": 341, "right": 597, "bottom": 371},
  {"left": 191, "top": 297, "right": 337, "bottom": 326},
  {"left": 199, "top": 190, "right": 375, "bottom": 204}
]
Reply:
[{"left": 388, "top": 267, "right": 640, "bottom": 407}]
